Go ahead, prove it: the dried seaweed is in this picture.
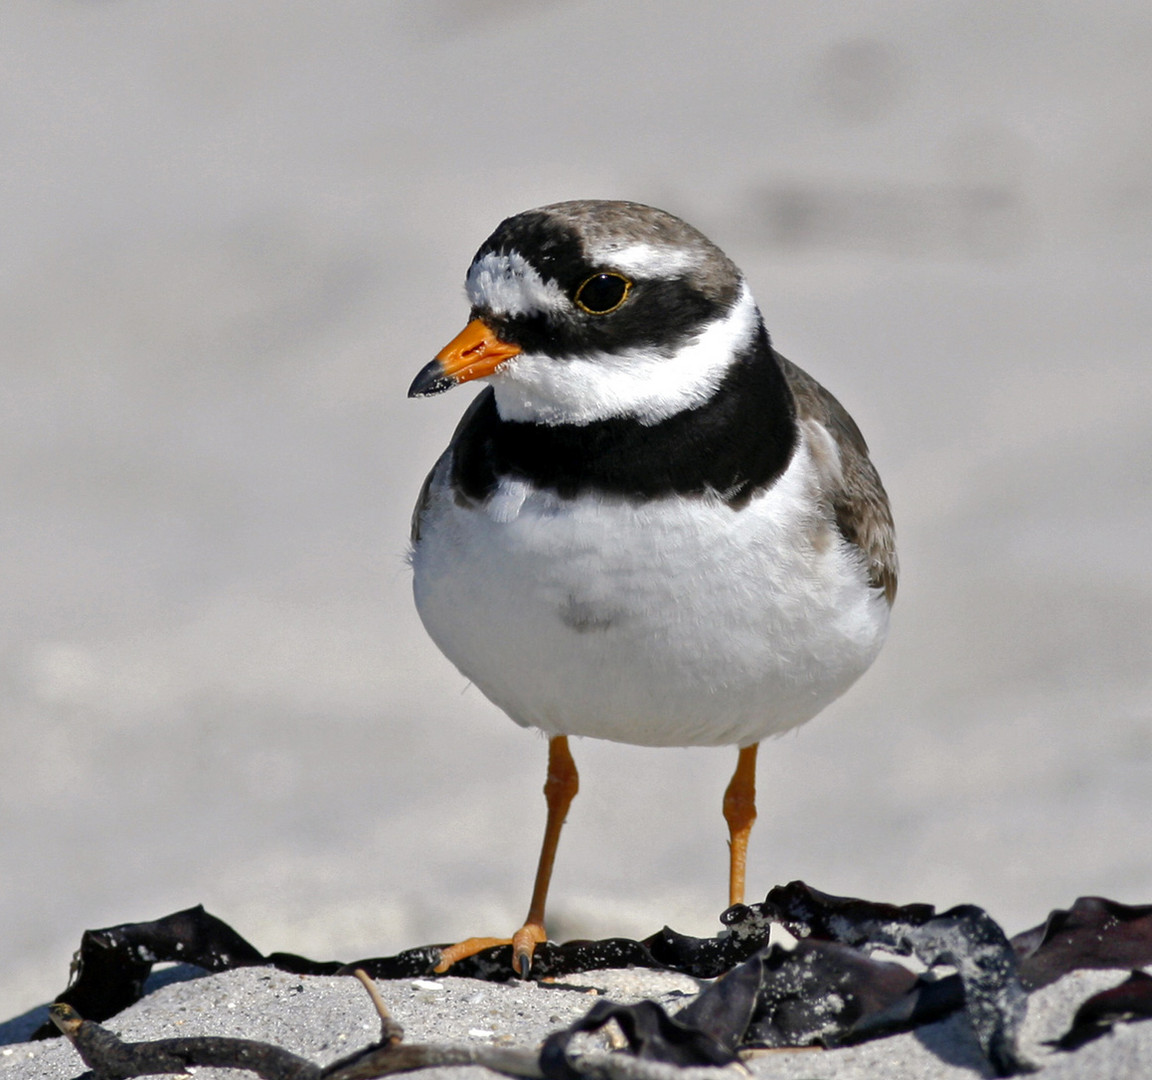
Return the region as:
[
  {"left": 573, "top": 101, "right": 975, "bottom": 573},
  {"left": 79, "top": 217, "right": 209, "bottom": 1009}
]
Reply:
[
  {"left": 540, "top": 940, "right": 922, "bottom": 1076},
  {"left": 1048, "top": 970, "right": 1152, "bottom": 1051},
  {"left": 31, "top": 883, "right": 1152, "bottom": 1076},
  {"left": 543, "top": 897, "right": 1032, "bottom": 1077},
  {"left": 1010, "top": 896, "right": 1152, "bottom": 990},
  {"left": 48, "top": 981, "right": 548, "bottom": 1080}
]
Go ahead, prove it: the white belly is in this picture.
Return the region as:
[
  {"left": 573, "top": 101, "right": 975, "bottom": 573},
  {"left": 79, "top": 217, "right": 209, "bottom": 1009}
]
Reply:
[{"left": 411, "top": 442, "right": 889, "bottom": 748}]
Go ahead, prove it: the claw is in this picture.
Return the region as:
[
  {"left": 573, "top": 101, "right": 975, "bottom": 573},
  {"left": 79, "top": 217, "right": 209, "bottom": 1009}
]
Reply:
[{"left": 510, "top": 922, "right": 546, "bottom": 979}]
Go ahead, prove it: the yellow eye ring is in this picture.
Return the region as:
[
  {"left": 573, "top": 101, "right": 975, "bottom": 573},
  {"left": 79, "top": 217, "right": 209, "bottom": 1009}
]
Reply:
[{"left": 573, "top": 272, "right": 632, "bottom": 315}]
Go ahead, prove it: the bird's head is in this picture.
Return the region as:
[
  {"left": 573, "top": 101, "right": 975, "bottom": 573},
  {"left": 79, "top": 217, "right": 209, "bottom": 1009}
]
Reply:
[{"left": 408, "top": 200, "right": 762, "bottom": 427}]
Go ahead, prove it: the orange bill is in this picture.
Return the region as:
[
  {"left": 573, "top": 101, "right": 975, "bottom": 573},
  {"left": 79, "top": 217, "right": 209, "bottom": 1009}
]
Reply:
[{"left": 408, "top": 318, "right": 522, "bottom": 398}]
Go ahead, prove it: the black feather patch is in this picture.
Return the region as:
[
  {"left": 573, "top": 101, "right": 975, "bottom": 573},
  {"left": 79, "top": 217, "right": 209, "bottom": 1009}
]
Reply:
[{"left": 451, "top": 324, "right": 796, "bottom": 507}]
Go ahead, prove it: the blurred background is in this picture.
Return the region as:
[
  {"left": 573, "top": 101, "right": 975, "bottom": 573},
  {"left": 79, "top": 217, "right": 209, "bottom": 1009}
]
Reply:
[{"left": 3, "top": 0, "right": 1150, "bottom": 1022}]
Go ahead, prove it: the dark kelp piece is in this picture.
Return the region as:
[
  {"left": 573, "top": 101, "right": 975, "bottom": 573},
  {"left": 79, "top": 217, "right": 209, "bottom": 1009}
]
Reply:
[
  {"left": 837, "top": 972, "right": 966, "bottom": 1044},
  {"left": 540, "top": 997, "right": 738, "bottom": 1078},
  {"left": 643, "top": 916, "right": 770, "bottom": 977},
  {"left": 541, "top": 935, "right": 1009, "bottom": 1075},
  {"left": 32, "top": 906, "right": 349, "bottom": 1040},
  {"left": 543, "top": 925, "right": 1022, "bottom": 1068},
  {"left": 742, "top": 941, "right": 921, "bottom": 1048},
  {"left": 36, "top": 906, "right": 265, "bottom": 1037},
  {"left": 879, "top": 906, "right": 1031, "bottom": 1076},
  {"left": 684, "top": 940, "right": 920, "bottom": 1049},
  {"left": 751, "top": 879, "right": 939, "bottom": 941},
  {"left": 352, "top": 938, "right": 665, "bottom": 983},
  {"left": 1050, "top": 969, "right": 1152, "bottom": 1051},
  {"left": 1011, "top": 896, "right": 1152, "bottom": 990},
  {"left": 740, "top": 881, "right": 1032, "bottom": 1075}
]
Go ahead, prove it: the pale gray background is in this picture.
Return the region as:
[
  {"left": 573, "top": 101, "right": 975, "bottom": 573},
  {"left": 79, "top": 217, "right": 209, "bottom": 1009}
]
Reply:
[{"left": 3, "top": 1, "right": 1150, "bottom": 1022}]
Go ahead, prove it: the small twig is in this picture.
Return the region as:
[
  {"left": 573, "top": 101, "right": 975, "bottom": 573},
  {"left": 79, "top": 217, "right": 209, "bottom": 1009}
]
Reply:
[
  {"left": 351, "top": 969, "right": 404, "bottom": 1045},
  {"left": 323, "top": 1041, "right": 543, "bottom": 1079}
]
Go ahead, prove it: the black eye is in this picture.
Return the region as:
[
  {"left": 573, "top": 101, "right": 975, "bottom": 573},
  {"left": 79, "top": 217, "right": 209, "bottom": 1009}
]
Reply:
[{"left": 573, "top": 272, "right": 632, "bottom": 315}]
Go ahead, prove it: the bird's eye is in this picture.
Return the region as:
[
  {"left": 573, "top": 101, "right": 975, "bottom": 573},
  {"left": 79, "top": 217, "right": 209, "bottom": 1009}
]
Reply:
[{"left": 573, "top": 272, "right": 632, "bottom": 315}]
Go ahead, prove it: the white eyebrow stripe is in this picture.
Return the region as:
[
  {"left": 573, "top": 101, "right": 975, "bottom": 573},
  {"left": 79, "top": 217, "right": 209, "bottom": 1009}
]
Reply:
[
  {"left": 465, "top": 243, "right": 702, "bottom": 321},
  {"left": 585, "top": 242, "right": 699, "bottom": 278},
  {"left": 465, "top": 250, "right": 566, "bottom": 317}
]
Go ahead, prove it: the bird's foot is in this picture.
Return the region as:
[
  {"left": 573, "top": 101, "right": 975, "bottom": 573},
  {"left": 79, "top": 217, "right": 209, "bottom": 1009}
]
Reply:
[{"left": 433, "top": 922, "right": 547, "bottom": 978}]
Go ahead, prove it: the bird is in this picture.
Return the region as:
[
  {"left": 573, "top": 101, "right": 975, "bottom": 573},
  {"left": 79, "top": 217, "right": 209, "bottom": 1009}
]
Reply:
[{"left": 407, "top": 200, "right": 897, "bottom": 977}]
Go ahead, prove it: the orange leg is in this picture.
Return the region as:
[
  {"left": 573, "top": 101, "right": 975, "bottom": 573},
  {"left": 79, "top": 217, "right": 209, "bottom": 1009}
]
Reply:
[
  {"left": 723, "top": 743, "right": 759, "bottom": 907},
  {"left": 434, "top": 735, "right": 579, "bottom": 977}
]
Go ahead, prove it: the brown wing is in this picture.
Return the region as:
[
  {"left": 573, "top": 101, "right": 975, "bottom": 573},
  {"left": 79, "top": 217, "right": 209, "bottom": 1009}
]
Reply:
[{"left": 779, "top": 354, "right": 898, "bottom": 605}]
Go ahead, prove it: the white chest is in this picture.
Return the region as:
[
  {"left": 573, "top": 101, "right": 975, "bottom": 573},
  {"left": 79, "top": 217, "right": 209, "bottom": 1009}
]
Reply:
[{"left": 411, "top": 442, "right": 889, "bottom": 747}]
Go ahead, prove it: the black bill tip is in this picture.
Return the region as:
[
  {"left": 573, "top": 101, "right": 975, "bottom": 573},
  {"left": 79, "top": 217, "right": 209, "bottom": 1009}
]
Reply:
[{"left": 408, "top": 358, "right": 455, "bottom": 399}]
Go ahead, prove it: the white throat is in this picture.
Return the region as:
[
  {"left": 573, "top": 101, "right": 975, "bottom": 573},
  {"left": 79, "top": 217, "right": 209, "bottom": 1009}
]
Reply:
[{"left": 490, "top": 283, "right": 761, "bottom": 426}]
